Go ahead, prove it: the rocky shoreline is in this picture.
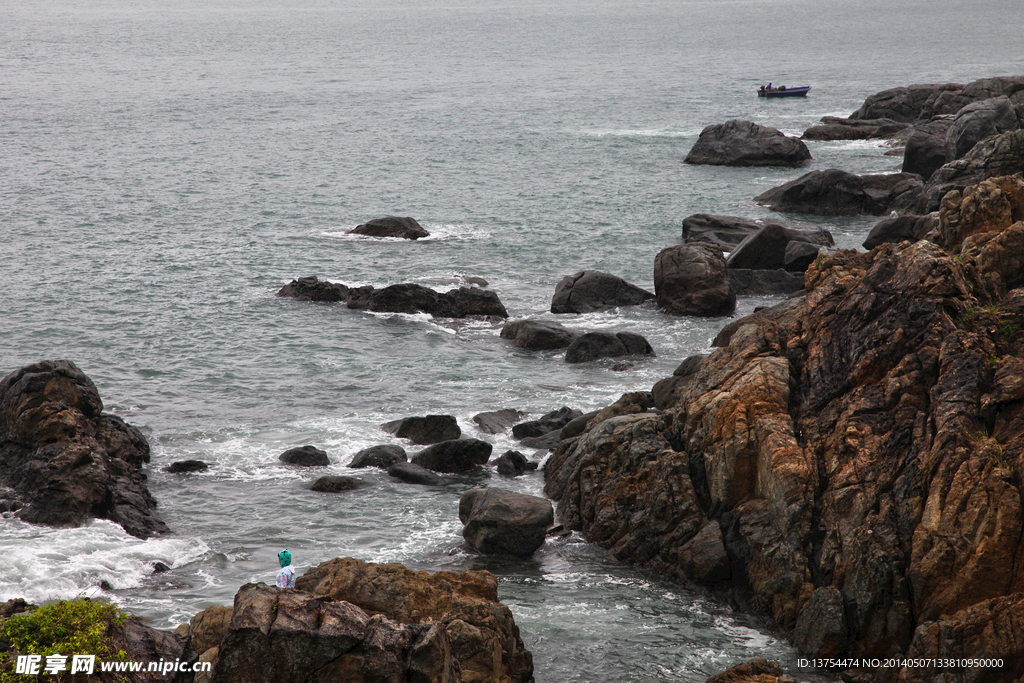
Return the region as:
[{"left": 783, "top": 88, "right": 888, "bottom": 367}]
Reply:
[{"left": 3, "top": 76, "right": 1024, "bottom": 682}]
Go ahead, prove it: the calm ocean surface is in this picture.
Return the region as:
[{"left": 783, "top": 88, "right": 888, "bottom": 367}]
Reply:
[{"left": 2, "top": 0, "right": 1021, "bottom": 680}]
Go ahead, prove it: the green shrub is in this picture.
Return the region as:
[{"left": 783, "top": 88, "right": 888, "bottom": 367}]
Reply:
[{"left": 1, "top": 598, "right": 128, "bottom": 682}]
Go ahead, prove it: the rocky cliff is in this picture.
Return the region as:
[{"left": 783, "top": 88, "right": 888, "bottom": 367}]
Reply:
[{"left": 545, "top": 174, "right": 1024, "bottom": 682}]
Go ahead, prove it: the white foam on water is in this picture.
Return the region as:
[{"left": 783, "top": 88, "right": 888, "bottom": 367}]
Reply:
[{"left": 0, "top": 518, "right": 209, "bottom": 605}]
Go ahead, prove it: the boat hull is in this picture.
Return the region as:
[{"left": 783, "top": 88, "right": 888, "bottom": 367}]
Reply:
[{"left": 758, "top": 86, "right": 811, "bottom": 98}]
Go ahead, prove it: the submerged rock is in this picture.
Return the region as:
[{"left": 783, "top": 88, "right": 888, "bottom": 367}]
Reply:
[
  {"left": 494, "top": 450, "right": 537, "bottom": 477},
  {"left": 310, "top": 476, "right": 365, "bottom": 493},
  {"left": 165, "top": 460, "right": 209, "bottom": 474},
  {"left": 387, "top": 461, "right": 445, "bottom": 486},
  {"left": 459, "top": 488, "right": 553, "bottom": 557},
  {"left": 500, "top": 319, "right": 580, "bottom": 349},
  {"left": 348, "top": 444, "right": 407, "bottom": 469},
  {"left": 278, "top": 445, "right": 330, "bottom": 467},
  {"left": 278, "top": 277, "right": 509, "bottom": 319},
  {"left": 349, "top": 215, "right": 430, "bottom": 240},
  {"left": 0, "top": 360, "right": 167, "bottom": 539}
]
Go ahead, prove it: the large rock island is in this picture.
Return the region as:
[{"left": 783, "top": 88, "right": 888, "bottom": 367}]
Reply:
[{"left": 546, "top": 174, "right": 1024, "bottom": 682}]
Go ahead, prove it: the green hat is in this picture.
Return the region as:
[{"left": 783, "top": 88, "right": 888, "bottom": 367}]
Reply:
[{"left": 278, "top": 549, "right": 291, "bottom": 567}]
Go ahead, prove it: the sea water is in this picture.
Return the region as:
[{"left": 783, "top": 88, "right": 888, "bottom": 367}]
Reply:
[{"left": 1, "top": 0, "right": 1021, "bottom": 680}]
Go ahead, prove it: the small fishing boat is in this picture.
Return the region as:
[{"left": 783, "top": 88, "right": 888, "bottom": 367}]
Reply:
[{"left": 758, "top": 84, "right": 811, "bottom": 98}]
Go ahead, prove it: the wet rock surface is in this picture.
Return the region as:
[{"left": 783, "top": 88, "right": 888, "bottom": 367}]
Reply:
[
  {"left": 0, "top": 360, "right": 167, "bottom": 539},
  {"left": 348, "top": 215, "right": 430, "bottom": 239},
  {"left": 550, "top": 270, "right": 654, "bottom": 314}
]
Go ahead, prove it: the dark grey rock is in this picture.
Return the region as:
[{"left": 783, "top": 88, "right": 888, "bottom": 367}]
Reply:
[
  {"left": 916, "top": 129, "right": 1024, "bottom": 213},
  {"left": 276, "top": 275, "right": 351, "bottom": 302},
  {"left": 802, "top": 116, "right": 909, "bottom": 141},
  {"left": 387, "top": 461, "right": 446, "bottom": 486},
  {"left": 348, "top": 444, "right": 407, "bottom": 469},
  {"left": 412, "top": 439, "right": 493, "bottom": 473},
  {"left": 550, "top": 270, "right": 654, "bottom": 314},
  {"left": 564, "top": 332, "right": 653, "bottom": 363},
  {"left": 684, "top": 120, "right": 811, "bottom": 167},
  {"left": 863, "top": 213, "right": 939, "bottom": 250},
  {"left": 153, "top": 561, "right": 171, "bottom": 574},
  {"left": 349, "top": 216, "right": 429, "bottom": 240},
  {"left": 500, "top": 319, "right": 579, "bottom": 350},
  {"left": 472, "top": 409, "right": 525, "bottom": 435},
  {"left": 381, "top": 415, "right": 461, "bottom": 445},
  {"left": 849, "top": 83, "right": 965, "bottom": 122},
  {"left": 946, "top": 96, "right": 1020, "bottom": 161},
  {"left": 494, "top": 451, "right": 537, "bottom": 477},
  {"left": 783, "top": 240, "right": 822, "bottom": 272},
  {"left": 512, "top": 407, "right": 581, "bottom": 439},
  {"left": 279, "top": 445, "right": 330, "bottom": 467},
  {"left": 459, "top": 488, "right": 553, "bottom": 557},
  {"left": 518, "top": 431, "right": 563, "bottom": 450},
  {"left": 310, "top": 476, "right": 365, "bottom": 493},
  {"left": 558, "top": 410, "right": 601, "bottom": 440},
  {"left": 755, "top": 169, "right": 924, "bottom": 216},
  {"left": 902, "top": 117, "right": 955, "bottom": 179},
  {"left": 725, "top": 224, "right": 833, "bottom": 271},
  {"left": 164, "top": 460, "right": 209, "bottom": 474},
  {"left": 654, "top": 245, "right": 736, "bottom": 316},
  {"left": 681, "top": 214, "right": 765, "bottom": 250}
]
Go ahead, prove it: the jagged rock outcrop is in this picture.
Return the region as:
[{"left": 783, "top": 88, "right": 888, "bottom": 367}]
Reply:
[
  {"left": 755, "top": 169, "right": 924, "bottom": 216},
  {"left": 684, "top": 120, "right": 811, "bottom": 167},
  {"left": 545, "top": 175, "right": 1024, "bottom": 682},
  {"left": 705, "top": 658, "right": 794, "bottom": 683},
  {"left": 349, "top": 216, "right": 430, "bottom": 240},
  {"left": 278, "top": 277, "right": 509, "bottom": 319},
  {"left": 294, "top": 557, "right": 534, "bottom": 683},
  {"left": 0, "top": 360, "right": 167, "bottom": 539},
  {"left": 916, "top": 129, "right": 1024, "bottom": 213},
  {"left": 550, "top": 270, "right": 654, "bottom": 314}
]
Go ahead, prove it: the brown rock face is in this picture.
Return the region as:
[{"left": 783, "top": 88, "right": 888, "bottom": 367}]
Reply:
[
  {"left": 294, "top": 557, "right": 534, "bottom": 683},
  {"left": 545, "top": 176, "right": 1024, "bottom": 682},
  {"left": 210, "top": 583, "right": 459, "bottom": 683},
  {"left": 0, "top": 360, "right": 167, "bottom": 539}
]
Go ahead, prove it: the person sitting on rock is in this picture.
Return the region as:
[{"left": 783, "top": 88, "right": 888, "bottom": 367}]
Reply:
[{"left": 276, "top": 549, "right": 296, "bottom": 588}]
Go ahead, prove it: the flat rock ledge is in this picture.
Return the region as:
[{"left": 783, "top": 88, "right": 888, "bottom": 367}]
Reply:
[
  {"left": 0, "top": 360, "right": 167, "bottom": 539},
  {"left": 278, "top": 276, "right": 508, "bottom": 319}
]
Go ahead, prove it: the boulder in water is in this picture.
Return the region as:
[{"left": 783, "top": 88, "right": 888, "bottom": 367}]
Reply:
[
  {"left": 349, "top": 216, "right": 430, "bottom": 239},
  {"left": 278, "top": 445, "right": 330, "bottom": 467},
  {"left": 459, "top": 488, "right": 553, "bottom": 557}
]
